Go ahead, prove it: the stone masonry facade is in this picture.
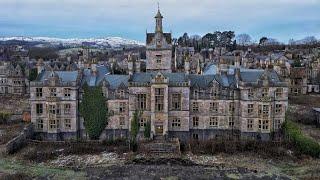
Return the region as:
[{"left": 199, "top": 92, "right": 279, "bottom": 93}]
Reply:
[{"left": 30, "top": 9, "right": 288, "bottom": 141}]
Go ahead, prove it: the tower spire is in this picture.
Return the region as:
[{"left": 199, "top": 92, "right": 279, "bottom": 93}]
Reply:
[{"left": 155, "top": 3, "right": 163, "bottom": 33}]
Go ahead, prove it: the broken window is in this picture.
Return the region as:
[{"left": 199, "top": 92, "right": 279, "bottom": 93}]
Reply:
[
  {"left": 137, "top": 94, "right": 147, "bottom": 110},
  {"left": 172, "top": 118, "right": 181, "bottom": 127},
  {"left": 155, "top": 88, "right": 164, "bottom": 112},
  {"left": 36, "top": 88, "right": 42, "bottom": 97},
  {"left": 247, "top": 119, "right": 253, "bottom": 130},
  {"left": 64, "top": 119, "right": 71, "bottom": 129},
  {"left": 36, "top": 104, "right": 43, "bottom": 114},
  {"left": 171, "top": 93, "right": 181, "bottom": 110},
  {"left": 193, "top": 116, "right": 199, "bottom": 127}
]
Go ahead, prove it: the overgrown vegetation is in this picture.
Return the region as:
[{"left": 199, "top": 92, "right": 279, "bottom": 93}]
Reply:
[
  {"left": 144, "top": 120, "right": 151, "bottom": 138},
  {"left": 130, "top": 110, "right": 140, "bottom": 139},
  {"left": 28, "top": 68, "right": 38, "bottom": 81},
  {"left": 283, "top": 120, "right": 320, "bottom": 158},
  {"left": 188, "top": 139, "right": 292, "bottom": 158},
  {"left": 130, "top": 110, "right": 140, "bottom": 151},
  {"left": 0, "top": 112, "right": 11, "bottom": 124},
  {"left": 22, "top": 140, "right": 128, "bottom": 163},
  {"left": 28, "top": 47, "right": 59, "bottom": 59},
  {"left": 80, "top": 84, "right": 108, "bottom": 140}
]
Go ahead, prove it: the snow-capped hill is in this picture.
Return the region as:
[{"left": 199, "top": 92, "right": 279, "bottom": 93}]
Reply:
[{"left": 0, "top": 36, "right": 145, "bottom": 48}]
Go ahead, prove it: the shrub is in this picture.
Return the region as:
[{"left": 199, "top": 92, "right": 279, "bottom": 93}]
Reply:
[
  {"left": 283, "top": 120, "right": 320, "bottom": 158},
  {"left": 0, "top": 112, "right": 11, "bottom": 124}
]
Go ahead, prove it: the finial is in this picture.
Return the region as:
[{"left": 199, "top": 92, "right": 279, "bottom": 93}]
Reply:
[{"left": 157, "top": 2, "right": 160, "bottom": 11}]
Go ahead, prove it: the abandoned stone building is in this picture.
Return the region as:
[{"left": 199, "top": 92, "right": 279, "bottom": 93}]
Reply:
[
  {"left": 0, "top": 62, "right": 28, "bottom": 96},
  {"left": 30, "top": 9, "right": 288, "bottom": 141},
  {"left": 30, "top": 69, "right": 82, "bottom": 140}
]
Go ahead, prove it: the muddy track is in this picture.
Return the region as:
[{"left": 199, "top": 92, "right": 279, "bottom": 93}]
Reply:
[{"left": 85, "top": 163, "right": 289, "bottom": 180}]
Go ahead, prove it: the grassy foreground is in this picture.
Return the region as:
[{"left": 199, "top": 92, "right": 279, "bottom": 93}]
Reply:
[
  {"left": 283, "top": 120, "right": 320, "bottom": 158},
  {"left": 0, "top": 158, "right": 86, "bottom": 180}
]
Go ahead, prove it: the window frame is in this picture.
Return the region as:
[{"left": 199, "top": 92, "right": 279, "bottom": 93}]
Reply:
[
  {"left": 209, "top": 117, "right": 218, "bottom": 127},
  {"left": 171, "top": 93, "right": 181, "bottom": 111},
  {"left": 155, "top": 88, "right": 164, "bottom": 112},
  {"left": 36, "top": 88, "right": 43, "bottom": 97}
]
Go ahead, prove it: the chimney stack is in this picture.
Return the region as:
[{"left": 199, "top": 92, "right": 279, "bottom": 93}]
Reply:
[{"left": 184, "top": 55, "right": 190, "bottom": 74}]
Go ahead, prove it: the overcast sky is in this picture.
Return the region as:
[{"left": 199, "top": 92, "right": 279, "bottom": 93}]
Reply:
[{"left": 0, "top": 0, "right": 319, "bottom": 43}]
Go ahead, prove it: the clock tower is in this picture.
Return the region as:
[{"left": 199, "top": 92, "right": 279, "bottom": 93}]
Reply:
[{"left": 146, "top": 7, "right": 172, "bottom": 73}]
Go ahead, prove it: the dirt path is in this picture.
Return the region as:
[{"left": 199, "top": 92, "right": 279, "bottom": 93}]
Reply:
[{"left": 85, "top": 163, "right": 289, "bottom": 180}]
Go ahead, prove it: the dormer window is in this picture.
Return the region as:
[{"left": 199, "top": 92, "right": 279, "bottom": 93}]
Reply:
[
  {"left": 193, "top": 90, "right": 199, "bottom": 99},
  {"left": 248, "top": 88, "right": 254, "bottom": 98},
  {"left": 275, "top": 88, "right": 283, "bottom": 98},
  {"left": 119, "top": 90, "right": 125, "bottom": 98}
]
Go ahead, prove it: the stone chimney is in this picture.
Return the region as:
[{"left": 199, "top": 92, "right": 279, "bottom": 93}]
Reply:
[
  {"left": 234, "top": 67, "right": 241, "bottom": 80},
  {"left": 184, "top": 55, "right": 190, "bottom": 74},
  {"left": 218, "top": 57, "right": 229, "bottom": 75},
  {"left": 91, "top": 63, "right": 98, "bottom": 76},
  {"left": 208, "top": 48, "right": 214, "bottom": 60},
  {"left": 128, "top": 54, "right": 134, "bottom": 76},
  {"left": 136, "top": 60, "right": 141, "bottom": 73},
  {"left": 235, "top": 54, "right": 241, "bottom": 68},
  {"left": 196, "top": 58, "right": 202, "bottom": 74},
  {"left": 36, "top": 58, "right": 44, "bottom": 74}
]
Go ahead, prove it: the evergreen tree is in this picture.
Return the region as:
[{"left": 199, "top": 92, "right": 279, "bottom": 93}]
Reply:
[
  {"left": 144, "top": 120, "right": 151, "bottom": 138},
  {"left": 130, "top": 110, "right": 140, "bottom": 140},
  {"left": 80, "top": 84, "right": 108, "bottom": 140},
  {"left": 28, "top": 68, "right": 38, "bottom": 81}
]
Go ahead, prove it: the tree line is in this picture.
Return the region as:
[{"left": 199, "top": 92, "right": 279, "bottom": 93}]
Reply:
[
  {"left": 174, "top": 32, "right": 320, "bottom": 53},
  {"left": 173, "top": 31, "right": 236, "bottom": 52}
]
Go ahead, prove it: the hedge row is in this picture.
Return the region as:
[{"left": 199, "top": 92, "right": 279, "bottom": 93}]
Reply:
[{"left": 283, "top": 120, "right": 320, "bottom": 158}]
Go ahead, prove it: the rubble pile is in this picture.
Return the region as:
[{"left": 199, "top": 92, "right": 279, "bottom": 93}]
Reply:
[
  {"left": 186, "top": 153, "right": 223, "bottom": 165},
  {"left": 50, "top": 151, "right": 125, "bottom": 168}
]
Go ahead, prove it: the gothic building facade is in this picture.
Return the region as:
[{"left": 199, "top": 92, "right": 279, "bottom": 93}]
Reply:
[
  {"left": 0, "top": 62, "right": 27, "bottom": 96},
  {"left": 30, "top": 9, "right": 288, "bottom": 141}
]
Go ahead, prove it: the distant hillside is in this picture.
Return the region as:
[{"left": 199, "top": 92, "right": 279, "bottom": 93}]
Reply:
[{"left": 0, "top": 36, "right": 145, "bottom": 49}]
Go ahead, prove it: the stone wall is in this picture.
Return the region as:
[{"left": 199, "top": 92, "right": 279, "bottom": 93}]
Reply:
[{"left": 5, "top": 123, "right": 33, "bottom": 154}]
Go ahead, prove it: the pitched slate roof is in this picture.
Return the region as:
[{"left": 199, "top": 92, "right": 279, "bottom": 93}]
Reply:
[
  {"left": 104, "top": 75, "right": 129, "bottom": 89},
  {"left": 130, "top": 72, "right": 188, "bottom": 85},
  {"left": 188, "top": 74, "right": 215, "bottom": 88},
  {"left": 38, "top": 71, "right": 79, "bottom": 82},
  {"left": 188, "top": 74, "right": 236, "bottom": 88},
  {"left": 146, "top": 33, "right": 172, "bottom": 44},
  {"left": 240, "top": 70, "right": 280, "bottom": 83},
  {"left": 82, "top": 65, "right": 109, "bottom": 86}
]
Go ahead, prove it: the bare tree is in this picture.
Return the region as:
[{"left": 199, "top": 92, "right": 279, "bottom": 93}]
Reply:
[{"left": 236, "top": 34, "right": 252, "bottom": 46}]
